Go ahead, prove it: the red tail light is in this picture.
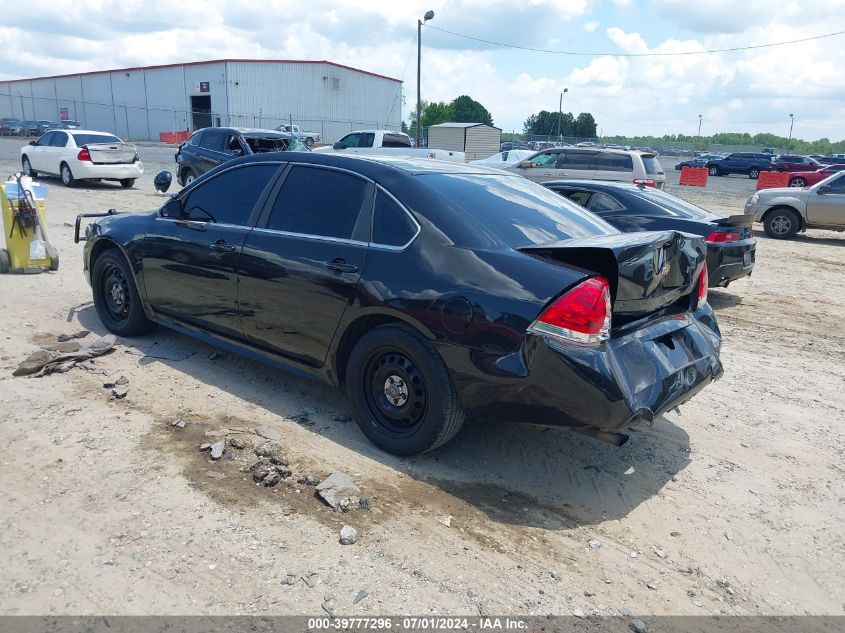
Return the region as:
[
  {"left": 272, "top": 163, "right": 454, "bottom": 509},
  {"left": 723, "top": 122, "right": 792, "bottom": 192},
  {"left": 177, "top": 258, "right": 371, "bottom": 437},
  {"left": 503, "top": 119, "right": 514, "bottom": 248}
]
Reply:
[
  {"left": 633, "top": 178, "right": 656, "bottom": 187},
  {"left": 706, "top": 230, "right": 739, "bottom": 243},
  {"left": 528, "top": 277, "right": 611, "bottom": 345},
  {"left": 696, "top": 263, "right": 708, "bottom": 309},
  {"left": 77, "top": 147, "right": 91, "bottom": 162}
]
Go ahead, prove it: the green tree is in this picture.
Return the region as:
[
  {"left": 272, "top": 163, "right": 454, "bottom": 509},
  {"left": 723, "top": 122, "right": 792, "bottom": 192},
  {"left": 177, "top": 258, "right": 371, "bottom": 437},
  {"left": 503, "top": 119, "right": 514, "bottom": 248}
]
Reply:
[
  {"left": 450, "top": 95, "right": 494, "bottom": 126},
  {"left": 422, "top": 101, "right": 454, "bottom": 127},
  {"left": 574, "top": 112, "right": 597, "bottom": 139}
]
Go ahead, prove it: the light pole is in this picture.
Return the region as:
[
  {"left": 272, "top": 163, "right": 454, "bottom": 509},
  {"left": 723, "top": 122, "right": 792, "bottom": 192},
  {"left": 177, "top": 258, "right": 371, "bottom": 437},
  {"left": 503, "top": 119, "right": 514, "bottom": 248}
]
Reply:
[
  {"left": 416, "top": 9, "right": 435, "bottom": 148},
  {"left": 696, "top": 114, "right": 702, "bottom": 153},
  {"left": 788, "top": 113, "right": 794, "bottom": 149},
  {"left": 556, "top": 88, "right": 568, "bottom": 140}
]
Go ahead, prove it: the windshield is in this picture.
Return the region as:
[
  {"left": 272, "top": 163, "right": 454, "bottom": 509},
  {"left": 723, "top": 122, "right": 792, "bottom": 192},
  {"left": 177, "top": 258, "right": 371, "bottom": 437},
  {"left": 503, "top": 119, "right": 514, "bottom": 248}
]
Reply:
[
  {"left": 641, "top": 155, "right": 664, "bottom": 175},
  {"left": 418, "top": 173, "right": 616, "bottom": 248},
  {"left": 73, "top": 133, "right": 122, "bottom": 145},
  {"left": 631, "top": 186, "right": 716, "bottom": 219},
  {"left": 244, "top": 136, "right": 309, "bottom": 153}
]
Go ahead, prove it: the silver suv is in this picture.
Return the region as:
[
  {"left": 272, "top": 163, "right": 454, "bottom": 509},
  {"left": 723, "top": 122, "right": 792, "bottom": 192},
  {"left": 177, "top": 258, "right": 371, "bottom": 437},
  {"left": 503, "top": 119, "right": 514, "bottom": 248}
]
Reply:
[
  {"left": 506, "top": 147, "right": 666, "bottom": 189},
  {"left": 745, "top": 170, "right": 845, "bottom": 239}
]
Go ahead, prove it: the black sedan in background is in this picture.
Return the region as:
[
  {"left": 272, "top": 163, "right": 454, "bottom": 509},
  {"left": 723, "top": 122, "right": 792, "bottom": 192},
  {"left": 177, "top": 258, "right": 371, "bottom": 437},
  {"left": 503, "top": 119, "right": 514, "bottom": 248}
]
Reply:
[
  {"left": 78, "top": 154, "right": 722, "bottom": 455},
  {"left": 543, "top": 181, "right": 756, "bottom": 288}
]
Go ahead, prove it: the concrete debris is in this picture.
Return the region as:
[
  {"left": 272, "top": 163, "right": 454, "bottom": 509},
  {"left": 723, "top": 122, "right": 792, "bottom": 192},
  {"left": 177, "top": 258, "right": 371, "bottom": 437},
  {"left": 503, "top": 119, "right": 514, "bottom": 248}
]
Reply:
[
  {"left": 339, "top": 525, "right": 358, "bottom": 545},
  {"left": 280, "top": 575, "right": 297, "bottom": 586},
  {"left": 263, "top": 471, "right": 282, "bottom": 487},
  {"left": 436, "top": 515, "right": 452, "bottom": 528},
  {"left": 228, "top": 437, "right": 245, "bottom": 449},
  {"left": 584, "top": 590, "right": 596, "bottom": 597},
  {"left": 199, "top": 443, "right": 212, "bottom": 452},
  {"left": 209, "top": 440, "right": 225, "bottom": 460},
  {"left": 170, "top": 419, "right": 186, "bottom": 428},
  {"left": 253, "top": 427, "right": 282, "bottom": 441},
  {"left": 301, "top": 573, "right": 319, "bottom": 588},
  {"left": 551, "top": 571, "right": 562, "bottom": 581},
  {"left": 353, "top": 590, "right": 368, "bottom": 605},
  {"left": 115, "top": 375, "right": 129, "bottom": 386},
  {"left": 588, "top": 539, "right": 602, "bottom": 549},
  {"left": 572, "top": 608, "right": 586, "bottom": 619},
  {"left": 646, "top": 581, "right": 658, "bottom": 590},
  {"left": 13, "top": 334, "right": 118, "bottom": 377},
  {"left": 630, "top": 619, "right": 649, "bottom": 633},
  {"left": 297, "top": 473, "right": 321, "bottom": 486},
  {"left": 316, "top": 472, "right": 361, "bottom": 512},
  {"left": 249, "top": 462, "right": 272, "bottom": 482},
  {"left": 358, "top": 497, "right": 371, "bottom": 511},
  {"left": 57, "top": 330, "right": 90, "bottom": 343},
  {"left": 111, "top": 385, "right": 128, "bottom": 399},
  {"left": 254, "top": 442, "right": 287, "bottom": 465}
]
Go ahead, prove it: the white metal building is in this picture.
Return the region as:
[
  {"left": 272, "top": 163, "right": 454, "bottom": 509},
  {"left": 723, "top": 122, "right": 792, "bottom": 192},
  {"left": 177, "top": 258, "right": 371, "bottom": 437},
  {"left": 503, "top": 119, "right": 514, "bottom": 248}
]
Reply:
[
  {"left": 0, "top": 59, "right": 403, "bottom": 143},
  {"left": 428, "top": 123, "right": 501, "bottom": 161}
]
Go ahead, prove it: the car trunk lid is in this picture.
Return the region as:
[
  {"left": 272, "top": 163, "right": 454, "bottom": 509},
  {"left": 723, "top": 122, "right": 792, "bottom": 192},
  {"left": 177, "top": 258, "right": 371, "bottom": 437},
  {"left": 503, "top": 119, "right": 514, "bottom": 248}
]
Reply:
[
  {"left": 519, "top": 230, "right": 706, "bottom": 319},
  {"left": 85, "top": 142, "right": 137, "bottom": 165},
  {"left": 711, "top": 213, "right": 755, "bottom": 240}
]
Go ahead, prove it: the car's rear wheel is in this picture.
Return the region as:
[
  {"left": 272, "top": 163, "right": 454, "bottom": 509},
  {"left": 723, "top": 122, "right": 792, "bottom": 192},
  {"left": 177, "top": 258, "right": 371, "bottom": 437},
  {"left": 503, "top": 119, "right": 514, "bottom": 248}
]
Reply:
[
  {"left": 708, "top": 166, "right": 720, "bottom": 176},
  {"left": 749, "top": 168, "right": 760, "bottom": 179},
  {"left": 120, "top": 179, "right": 135, "bottom": 188},
  {"left": 763, "top": 208, "right": 800, "bottom": 239},
  {"left": 789, "top": 177, "right": 806, "bottom": 188},
  {"left": 345, "top": 324, "right": 465, "bottom": 455},
  {"left": 60, "top": 162, "right": 76, "bottom": 187},
  {"left": 182, "top": 169, "right": 196, "bottom": 186},
  {"left": 21, "top": 156, "right": 36, "bottom": 178},
  {"left": 305, "top": 137, "right": 314, "bottom": 147},
  {"left": 92, "top": 250, "right": 154, "bottom": 336}
]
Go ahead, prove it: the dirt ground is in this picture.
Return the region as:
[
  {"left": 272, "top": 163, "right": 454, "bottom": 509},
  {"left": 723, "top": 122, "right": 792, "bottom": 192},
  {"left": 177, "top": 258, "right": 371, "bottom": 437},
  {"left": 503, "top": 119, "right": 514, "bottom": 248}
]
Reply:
[{"left": 1, "top": 139, "right": 843, "bottom": 617}]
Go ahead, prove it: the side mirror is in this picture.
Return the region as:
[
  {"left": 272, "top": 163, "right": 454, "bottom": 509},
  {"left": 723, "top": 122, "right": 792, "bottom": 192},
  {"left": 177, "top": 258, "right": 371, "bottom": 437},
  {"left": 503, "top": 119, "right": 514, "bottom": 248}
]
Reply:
[
  {"left": 817, "top": 185, "right": 831, "bottom": 194},
  {"left": 231, "top": 148, "right": 243, "bottom": 157},
  {"left": 160, "top": 197, "right": 183, "bottom": 218},
  {"left": 333, "top": 142, "right": 344, "bottom": 150},
  {"left": 28, "top": 140, "right": 36, "bottom": 145}
]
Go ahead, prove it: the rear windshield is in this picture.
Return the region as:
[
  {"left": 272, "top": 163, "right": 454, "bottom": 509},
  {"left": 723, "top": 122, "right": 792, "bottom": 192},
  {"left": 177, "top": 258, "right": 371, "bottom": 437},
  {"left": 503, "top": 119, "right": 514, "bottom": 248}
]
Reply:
[
  {"left": 73, "top": 133, "right": 122, "bottom": 145},
  {"left": 631, "top": 187, "right": 715, "bottom": 219},
  {"left": 641, "top": 155, "right": 663, "bottom": 175},
  {"left": 382, "top": 133, "right": 412, "bottom": 148},
  {"left": 417, "top": 173, "right": 616, "bottom": 248},
  {"left": 244, "top": 136, "right": 309, "bottom": 153}
]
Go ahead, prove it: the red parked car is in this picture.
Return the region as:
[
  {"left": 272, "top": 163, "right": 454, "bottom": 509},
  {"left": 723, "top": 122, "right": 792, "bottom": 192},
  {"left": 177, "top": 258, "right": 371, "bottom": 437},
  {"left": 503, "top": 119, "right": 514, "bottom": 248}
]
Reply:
[
  {"left": 774, "top": 155, "right": 821, "bottom": 172},
  {"left": 786, "top": 164, "right": 845, "bottom": 188}
]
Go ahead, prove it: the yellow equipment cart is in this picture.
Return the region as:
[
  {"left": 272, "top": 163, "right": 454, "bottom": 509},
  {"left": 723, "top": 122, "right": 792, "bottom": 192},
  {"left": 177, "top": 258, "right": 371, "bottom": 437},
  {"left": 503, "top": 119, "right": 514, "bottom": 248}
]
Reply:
[{"left": 0, "top": 178, "right": 58, "bottom": 273}]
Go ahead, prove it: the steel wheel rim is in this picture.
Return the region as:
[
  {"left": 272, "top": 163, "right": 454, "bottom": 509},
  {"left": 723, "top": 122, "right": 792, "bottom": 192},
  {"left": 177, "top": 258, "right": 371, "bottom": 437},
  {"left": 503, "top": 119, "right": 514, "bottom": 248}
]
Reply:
[
  {"left": 362, "top": 348, "right": 427, "bottom": 438},
  {"left": 102, "top": 264, "right": 131, "bottom": 322},
  {"left": 185, "top": 173, "right": 194, "bottom": 185},
  {"left": 750, "top": 170, "right": 759, "bottom": 178},
  {"left": 771, "top": 215, "right": 792, "bottom": 235},
  {"left": 790, "top": 179, "right": 805, "bottom": 187}
]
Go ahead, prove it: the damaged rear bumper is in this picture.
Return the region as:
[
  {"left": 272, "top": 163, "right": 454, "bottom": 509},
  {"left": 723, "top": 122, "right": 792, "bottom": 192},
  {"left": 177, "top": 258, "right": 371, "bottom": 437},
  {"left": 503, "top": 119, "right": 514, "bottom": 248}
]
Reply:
[{"left": 445, "top": 304, "right": 723, "bottom": 432}]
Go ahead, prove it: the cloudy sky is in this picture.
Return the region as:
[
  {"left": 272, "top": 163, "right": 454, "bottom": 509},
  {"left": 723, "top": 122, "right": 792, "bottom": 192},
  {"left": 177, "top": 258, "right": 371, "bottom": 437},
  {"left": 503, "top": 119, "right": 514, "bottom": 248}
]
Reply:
[{"left": 1, "top": 0, "right": 844, "bottom": 139}]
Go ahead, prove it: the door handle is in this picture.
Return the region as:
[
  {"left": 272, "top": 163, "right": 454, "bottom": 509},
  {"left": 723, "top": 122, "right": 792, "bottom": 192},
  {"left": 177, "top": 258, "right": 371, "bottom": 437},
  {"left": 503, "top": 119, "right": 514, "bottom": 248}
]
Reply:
[
  {"left": 325, "top": 258, "right": 359, "bottom": 274},
  {"left": 210, "top": 240, "right": 236, "bottom": 253}
]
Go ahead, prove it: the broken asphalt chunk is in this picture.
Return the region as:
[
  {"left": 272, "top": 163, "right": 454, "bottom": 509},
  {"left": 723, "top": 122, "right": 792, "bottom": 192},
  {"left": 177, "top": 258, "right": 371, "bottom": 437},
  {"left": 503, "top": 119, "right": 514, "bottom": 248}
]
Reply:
[{"left": 315, "top": 472, "right": 361, "bottom": 512}]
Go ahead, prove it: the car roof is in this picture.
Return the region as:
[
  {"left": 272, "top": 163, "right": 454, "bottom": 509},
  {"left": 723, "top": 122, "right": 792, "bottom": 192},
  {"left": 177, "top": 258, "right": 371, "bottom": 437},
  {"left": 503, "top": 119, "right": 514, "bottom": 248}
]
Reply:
[{"left": 219, "top": 151, "right": 520, "bottom": 178}]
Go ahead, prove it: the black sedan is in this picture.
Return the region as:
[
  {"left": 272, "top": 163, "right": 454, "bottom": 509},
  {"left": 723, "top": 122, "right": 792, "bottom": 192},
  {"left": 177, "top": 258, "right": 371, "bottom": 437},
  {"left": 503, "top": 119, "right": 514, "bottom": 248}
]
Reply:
[
  {"left": 77, "top": 154, "right": 722, "bottom": 455},
  {"left": 543, "top": 181, "right": 756, "bottom": 288}
]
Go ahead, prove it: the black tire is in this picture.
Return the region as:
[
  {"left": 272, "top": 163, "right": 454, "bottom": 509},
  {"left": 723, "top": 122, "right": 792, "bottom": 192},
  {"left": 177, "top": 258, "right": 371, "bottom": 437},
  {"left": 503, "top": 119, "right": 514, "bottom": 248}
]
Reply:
[
  {"left": 91, "top": 249, "right": 154, "bottom": 336},
  {"left": 763, "top": 208, "right": 800, "bottom": 239},
  {"left": 345, "top": 324, "right": 465, "bottom": 455},
  {"left": 789, "top": 177, "right": 806, "bottom": 188},
  {"left": 21, "top": 156, "right": 37, "bottom": 178},
  {"left": 182, "top": 168, "right": 196, "bottom": 186},
  {"left": 120, "top": 179, "right": 135, "bottom": 188},
  {"left": 749, "top": 168, "right": 760, "bottom": 179},
  {"left": 0, "top": 248, "right": 9, "bottom": 273},
  {"left": 708, "top": 166, "right": 720, "bottom": 176},
  {"left": 49, "top": 253, "right": 59, "bottom": 271},
  {"left": 60, "top": 162, "right": 76, "bottom": 187}
]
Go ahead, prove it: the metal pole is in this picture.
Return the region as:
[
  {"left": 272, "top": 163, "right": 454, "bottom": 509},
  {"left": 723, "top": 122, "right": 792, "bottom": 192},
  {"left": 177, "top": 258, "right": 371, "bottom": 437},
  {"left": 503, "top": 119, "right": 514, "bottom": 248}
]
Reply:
[
  {"left": 788, "top": 114, "right": 794, "bottom": 148},
  {"left": 557, "top": 93, "right": 562, "bottom": 139},
  {"left": 697, "top": 114, "right": 702, "bottom": 153},
  {"left": 416, "top": 18, "right": 422, "bottom": 147}
]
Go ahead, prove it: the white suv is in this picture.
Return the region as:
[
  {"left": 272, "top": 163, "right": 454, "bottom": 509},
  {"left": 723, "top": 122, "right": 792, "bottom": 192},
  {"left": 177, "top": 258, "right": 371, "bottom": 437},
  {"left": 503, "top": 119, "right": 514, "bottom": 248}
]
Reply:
[{"left": 506, "top": 147, "right": 665, "bottom": 189}]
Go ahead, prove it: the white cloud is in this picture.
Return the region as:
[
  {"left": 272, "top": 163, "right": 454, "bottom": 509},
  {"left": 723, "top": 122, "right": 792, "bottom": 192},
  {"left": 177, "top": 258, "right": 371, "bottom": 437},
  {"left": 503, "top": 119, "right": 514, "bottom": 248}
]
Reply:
[{"left": 583, "top": 21, "right": 600, "bottom": 32}]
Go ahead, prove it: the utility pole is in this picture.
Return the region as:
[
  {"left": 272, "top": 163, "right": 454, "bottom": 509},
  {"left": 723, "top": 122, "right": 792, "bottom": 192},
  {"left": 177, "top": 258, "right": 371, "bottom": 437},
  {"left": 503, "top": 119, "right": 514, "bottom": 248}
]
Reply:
[
  {"left": 556, "top": 88, "right": 568, "bottom": 140},
  {"left": 697, "top": 114, "right": 702, "bottom": 153},
  {"left": 416, "top": 10, "right": 435, "bottom": 147},
  {"left": 788, "top": 113, "right": 794, "bottom": 149}
]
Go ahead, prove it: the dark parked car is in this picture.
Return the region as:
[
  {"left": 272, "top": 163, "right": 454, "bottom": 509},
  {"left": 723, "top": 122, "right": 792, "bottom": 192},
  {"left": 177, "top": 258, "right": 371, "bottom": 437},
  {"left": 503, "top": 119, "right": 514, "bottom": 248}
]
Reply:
[
  {"left": 77, "top": 154, "right": 722, "bottom": 455},
  {"left": 674, "top": 154, "right": 722, "bottom": 170},
  {"left": 544, "top": 181, "right": 756, "bottom": 288},
  {"left": 175, "top": 127, "right": 308, "bottom": 186},
  {"left": 501, "top": 141, "right": 531, "bottom": 151},
  {"left": 774, "top": 155, "right": 822, "bottom": 172},
  {"left": 706, "top": 152, "right": 774, "bottom": 179},
  {"left": 1, "top": 118, "right": 23, "bottom": 135}
]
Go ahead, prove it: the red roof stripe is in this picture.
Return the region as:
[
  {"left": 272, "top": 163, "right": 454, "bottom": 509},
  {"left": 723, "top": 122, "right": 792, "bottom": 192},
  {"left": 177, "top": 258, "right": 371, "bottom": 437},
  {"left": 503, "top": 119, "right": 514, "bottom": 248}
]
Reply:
[{"left": 2, "top": 59, "right": 402, "bottom": 84}]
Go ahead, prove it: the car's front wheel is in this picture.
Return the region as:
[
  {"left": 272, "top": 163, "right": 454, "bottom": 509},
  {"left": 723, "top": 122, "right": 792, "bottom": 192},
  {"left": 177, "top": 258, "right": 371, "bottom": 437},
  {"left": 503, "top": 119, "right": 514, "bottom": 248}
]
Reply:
[
  {"left": 789, "top": 177, "right": 806, "bottom": 188},
  {"left": 763, "top": 208, "right": 800, "bottom": 239},
  {"left": 21, "top": 156, "right": 37, "bottom": 178},
  {"left": 708, "top": 166, "right": 720, "bottom": 176},
  {"left": 182, "top": 168, "right": 196, "bottom": 186},
  {"left": 749, "top": 168, "right": 760, "bottom": 179},
  {"left": 92, "top": 250, "right": 154, "bottom": 336},
  {"left": 345, "top": 324, "right": 465, "bottom": 455},
  {"left": 120, "top": 179, "right": 135, "bottom": 188},
  {"left": 304, "top": 137, "right": 314, "bottom": 147},
  {"left": 60, "top": 162, "right": 76, "bottom": 187}
]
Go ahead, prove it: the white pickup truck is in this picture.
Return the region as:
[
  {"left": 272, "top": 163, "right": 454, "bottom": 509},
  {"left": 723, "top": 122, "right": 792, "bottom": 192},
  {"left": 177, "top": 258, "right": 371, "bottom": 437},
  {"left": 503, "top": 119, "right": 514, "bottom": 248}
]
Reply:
[
  {"left": 275, "top": 124, "right": 320, "bottom": 147},
  {"left": 314, "top": 130, "right": 465, "bottom": 162}
]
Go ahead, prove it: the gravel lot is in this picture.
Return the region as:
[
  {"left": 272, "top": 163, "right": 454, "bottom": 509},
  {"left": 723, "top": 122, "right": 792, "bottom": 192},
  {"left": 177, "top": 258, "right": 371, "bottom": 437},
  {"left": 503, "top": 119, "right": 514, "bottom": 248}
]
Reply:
[{"left": 0, "top": 138, "right": 843, "bottom": 617}]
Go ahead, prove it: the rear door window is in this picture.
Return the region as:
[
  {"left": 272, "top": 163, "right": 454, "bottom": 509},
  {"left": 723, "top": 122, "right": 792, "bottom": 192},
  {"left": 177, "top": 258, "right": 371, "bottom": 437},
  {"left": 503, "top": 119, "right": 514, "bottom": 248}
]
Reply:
[
  {"left": 559, "top": 152, "right": 596, "bottom": 171},
  {"left": 642, "top": 156, "right": 663, "bottom": 175},
  {"left": 199, "top": 129, "right": 224, "bottom": 152},
  {"left": 50, "top": 132, "right": 69, "bottom": 147},
  {"left": 588, "top": 192, "right": 626, "bottom": 213},
  {"left": 182, "top": 164, "right": 278, "bottom": 225},
  {"left": 595, "top": 152, "right": 633, "bottom": 172},
  {"left": 37, "top": 132, "right": 55, "bottom": 146},
  {"left": 562, "top": 190, "right": 591, "bottom": 207},
  {"left": 266, "top": 166, "right": 369, "bottom": 239},
  {"left": 372, "top": 190, "right": 417, "bottom": 247},
  {"left": 382, "top": 133, "right": 412, "bottom": 148}
]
